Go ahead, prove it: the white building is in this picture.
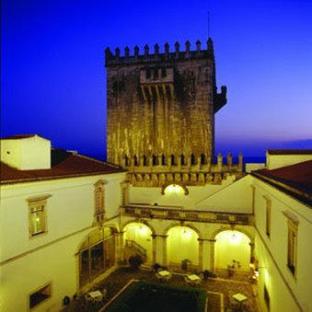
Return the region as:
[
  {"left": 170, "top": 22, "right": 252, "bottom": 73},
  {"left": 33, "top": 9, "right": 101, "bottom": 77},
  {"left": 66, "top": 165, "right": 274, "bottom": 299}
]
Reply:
[
  {"left": 1, "top": 137, "right": 311, "bottom": 312},
  {"left": 0, "top": 135, "right": 126, "bottom": 312}
]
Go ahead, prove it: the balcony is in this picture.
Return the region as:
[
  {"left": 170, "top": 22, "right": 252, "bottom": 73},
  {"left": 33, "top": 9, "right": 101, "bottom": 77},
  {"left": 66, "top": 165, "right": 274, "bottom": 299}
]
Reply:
[{"left": 121, "top": 204, "right": 253, "bottom": 225}]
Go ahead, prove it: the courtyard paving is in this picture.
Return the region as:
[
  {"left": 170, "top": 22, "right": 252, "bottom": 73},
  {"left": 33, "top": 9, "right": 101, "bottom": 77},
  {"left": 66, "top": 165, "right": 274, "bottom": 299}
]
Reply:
[{"left": 64, "top": 267, "right": 260, "bottom": 312}]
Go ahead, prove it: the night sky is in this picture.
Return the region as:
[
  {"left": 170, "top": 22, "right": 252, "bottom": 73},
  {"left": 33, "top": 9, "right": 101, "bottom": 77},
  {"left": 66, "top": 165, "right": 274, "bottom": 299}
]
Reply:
[{"left": 2, "top": 0, "right": 312, "bottom": 161}]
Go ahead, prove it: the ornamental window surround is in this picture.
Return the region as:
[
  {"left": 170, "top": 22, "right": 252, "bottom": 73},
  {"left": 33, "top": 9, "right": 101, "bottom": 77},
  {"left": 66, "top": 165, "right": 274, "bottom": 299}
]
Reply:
[
  {"left": 27, "top": 195, "right": 51, "bottom": 237},
  {"left": 263, "top": 196, "right": 272, "bottom": 238},
  {"left": 94, "top": 180, "right": 106, "bottom": 226},
  {"left": 283, "top": 210, "right": 299, "bottom": 276}
]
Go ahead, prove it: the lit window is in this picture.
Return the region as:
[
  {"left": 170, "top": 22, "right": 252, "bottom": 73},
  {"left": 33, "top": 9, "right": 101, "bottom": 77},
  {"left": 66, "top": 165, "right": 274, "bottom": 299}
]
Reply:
[
  {"left": 27, "top": 195, "right": 50, "bottom": 237},
  {"left": 94, "top": 180, "right": 106, "bottom": 225},
  {"left": 29, "top": 283, "right": 51, "bottom": 309}
]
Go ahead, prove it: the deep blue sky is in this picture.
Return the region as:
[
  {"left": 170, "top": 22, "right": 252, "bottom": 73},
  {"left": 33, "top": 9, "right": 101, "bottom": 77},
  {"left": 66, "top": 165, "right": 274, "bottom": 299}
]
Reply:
[{"left": 1, "top": 0, "right": 312, "bottom": 160}]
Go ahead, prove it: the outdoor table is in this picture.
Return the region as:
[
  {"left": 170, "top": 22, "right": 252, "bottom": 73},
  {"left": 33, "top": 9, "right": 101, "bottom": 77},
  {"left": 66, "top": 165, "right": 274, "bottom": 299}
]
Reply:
[
  {"left": 232, "top": 292, "right": 248, "bottom": 311},
  {"left": 156, "top": 270, "right": 172, "bottom": 281},
  {"left": 85, "top": 290, "right": 103, "bottom": 302},
  {"left": 185, "top": 274, "right": 201, "bottom": 285}
]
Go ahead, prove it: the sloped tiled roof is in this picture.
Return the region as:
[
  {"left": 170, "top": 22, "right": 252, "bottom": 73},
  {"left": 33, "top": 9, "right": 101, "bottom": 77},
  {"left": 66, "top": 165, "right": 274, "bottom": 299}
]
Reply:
[
  {"left": 0, "top": 149, "right": 126, "bottom": 185},
  {"left": 252, "top": 160, "right": 312, "bottom": 206},
  {"left": 267, "top": 149, "right": 312, "bottom": 155},
  {"left": 1, "top": 134, "right": 38, "bottom": 140}
]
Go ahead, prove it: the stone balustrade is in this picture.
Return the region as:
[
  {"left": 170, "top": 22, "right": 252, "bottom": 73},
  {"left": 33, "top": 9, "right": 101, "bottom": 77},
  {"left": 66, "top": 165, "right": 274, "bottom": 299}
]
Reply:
[{"left": 121, "top": 204, "right": 253, "bottom": 225}]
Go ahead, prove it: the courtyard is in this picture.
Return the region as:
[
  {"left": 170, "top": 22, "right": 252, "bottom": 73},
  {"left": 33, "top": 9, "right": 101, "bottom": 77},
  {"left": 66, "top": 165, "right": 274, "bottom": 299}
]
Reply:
[{"left": 64, "top": 266, "right": 260, "bottom": 312}]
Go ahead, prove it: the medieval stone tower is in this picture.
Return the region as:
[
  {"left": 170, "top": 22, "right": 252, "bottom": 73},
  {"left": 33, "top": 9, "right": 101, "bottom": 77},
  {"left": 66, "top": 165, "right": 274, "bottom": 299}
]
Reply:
[{"left": 105, "top": 39, "right": 242, "bottom": 187}]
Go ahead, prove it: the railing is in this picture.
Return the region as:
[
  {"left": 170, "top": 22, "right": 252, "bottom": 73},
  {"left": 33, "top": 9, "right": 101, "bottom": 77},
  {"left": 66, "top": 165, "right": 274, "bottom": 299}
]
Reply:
[
  {"left": 121, "top": 204, "right": 253, "bottom": 225},
  {"left": 125, "top": 239, "right": 147, "bottom": 258}
]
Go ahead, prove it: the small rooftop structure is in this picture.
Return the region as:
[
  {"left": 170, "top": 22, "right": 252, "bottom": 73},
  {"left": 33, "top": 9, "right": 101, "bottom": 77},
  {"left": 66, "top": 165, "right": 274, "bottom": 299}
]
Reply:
[
  {"left": 0, "top": 134, "right": 51, "bottom": 170},
  {"left": 266, "top": 149, "right": 312, "bottom": 170},
  {"left": 0, "top": 135, "right": 125, "bottom": 184}
]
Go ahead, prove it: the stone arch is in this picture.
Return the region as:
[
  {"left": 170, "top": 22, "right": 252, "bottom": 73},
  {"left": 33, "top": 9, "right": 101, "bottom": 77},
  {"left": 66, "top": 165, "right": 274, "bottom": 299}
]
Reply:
[
  {"left": 170, "top": 154, "right": 176, "bottom": 166},
  {"left": 121, "top": 219, "right": 156, "bottom": 235},
  {"left": 152, "top": 154, "right": 158, "bottom": 166},
  {"left": 163, "top": 222, "right": 202, "bottom": 238},
  {"left": 213, "top": 227, "right": 253, "bottom": 272},
  {"left": 122, "top": 221, "right": 154, "bottom": 264},
  {"left": 161, "top": 183, "right": 189, "bottom": 196},
  {"left": 180, "top": 154, "right": 186, "bottom": 166},
  {"left": 191, "top": 153, "right": 196, "bottom": 165},
  {"left": 132, "top": 155, "right": 138, "bottom": 166},
  {"left": 161, "top": 154, "right": 166, "bottom": 165},
  {"left": 166, "top": 224, "right": 200, "bottom": 269},
  {"left": 210, "top": 226, "right": 254, "bottom": 243},
  {"left": 200, "top": 153, "right": 207, "bottom": 165}
]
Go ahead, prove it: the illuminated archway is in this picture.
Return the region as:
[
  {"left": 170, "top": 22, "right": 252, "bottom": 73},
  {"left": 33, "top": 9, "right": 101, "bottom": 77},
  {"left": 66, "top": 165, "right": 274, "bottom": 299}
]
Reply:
[
  {"left": 123, "top": 222, "right": 153, "bottom": 263},
  {"left": 167, "top": 226, "right": 199, "bottom": 269},
  {"left": 161, "top": 183, "right": 189, "bottom": 195},
  {"left": 214, "top": 230, "right": 251, "bottom": 270}
]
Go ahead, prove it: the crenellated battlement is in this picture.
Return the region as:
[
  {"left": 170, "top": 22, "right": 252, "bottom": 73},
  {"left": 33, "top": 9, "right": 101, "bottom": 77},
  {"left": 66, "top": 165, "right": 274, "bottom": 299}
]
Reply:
[
  {"left": 106, "top": 37, "right": 230, "bottom": 186},
  {"left": 105, "top": 39, "right": 215, "bottom": 66},
  {"left": 121, "top": 152, "right": 244, "bottom": 187}
]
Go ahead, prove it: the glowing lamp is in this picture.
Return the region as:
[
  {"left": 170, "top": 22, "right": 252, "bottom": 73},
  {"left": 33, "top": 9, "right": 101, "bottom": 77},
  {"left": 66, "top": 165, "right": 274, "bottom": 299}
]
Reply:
[
  {"left": 164, "top": 184, "right": 184, "bottom": 195},
  {"left": 182, "top": 227, "right": 192, "bottom": 240},
  {"left": 229, "top": 231, "right": 241, "bottom": 244}
]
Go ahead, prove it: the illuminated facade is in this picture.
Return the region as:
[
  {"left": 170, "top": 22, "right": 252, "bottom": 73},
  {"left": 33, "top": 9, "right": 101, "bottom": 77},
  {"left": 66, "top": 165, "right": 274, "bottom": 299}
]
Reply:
[
  {"left": 0, "top": 40, "right": 311, "bottom": 312},
  {"left": 105, "top": 39, "right": 243, "bottom": 187}
]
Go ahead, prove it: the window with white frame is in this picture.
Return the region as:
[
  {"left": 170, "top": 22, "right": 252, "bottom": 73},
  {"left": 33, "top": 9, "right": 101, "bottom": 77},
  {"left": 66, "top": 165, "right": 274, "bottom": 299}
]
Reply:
[{"left": 27, "top": 195, "right": 50, "bottom": 237}]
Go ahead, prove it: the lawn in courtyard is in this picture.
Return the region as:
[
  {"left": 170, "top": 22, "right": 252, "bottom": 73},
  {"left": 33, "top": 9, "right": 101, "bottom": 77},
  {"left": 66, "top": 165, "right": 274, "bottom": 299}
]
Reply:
[{"left": 106, "top": 280, "right": 206, "bottom": 312}]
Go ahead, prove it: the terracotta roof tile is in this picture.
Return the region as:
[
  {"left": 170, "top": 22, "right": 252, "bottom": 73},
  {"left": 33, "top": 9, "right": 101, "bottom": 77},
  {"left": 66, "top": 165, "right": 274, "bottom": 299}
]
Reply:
[
  {"left": 0, "top": 149, "right": 126, "bottom": 184},
  {"left": 252, "top": 160, "right": 312, "bottom": 206}
]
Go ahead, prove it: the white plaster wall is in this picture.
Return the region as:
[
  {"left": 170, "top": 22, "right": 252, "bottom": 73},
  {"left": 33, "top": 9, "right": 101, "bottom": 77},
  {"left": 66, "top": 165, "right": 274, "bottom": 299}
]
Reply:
[
  {"left": 21, "top": 136, "right": 51, "bottom": 170},
  {"left": 0, "top": 139, "right": 22, "bottom": 169},
  {"left": 253, "top": 178, "right": 312, "bottom": 312},
  {"left": 255, "top": 235, "right": 300, "bottom": 312},
  {"left": 104, "top": 175, "right": 124, "bottom": 219},
  {"left": 195, "top": 175, "right": 253, "bottom": 213},
  {"left": 0, "top": 136, "right": 51, "bottom": 170},
  {"left": 0, "top": 230, "right": 89, "bottom": 312},
  {"left": 245, "top": 163, "right": 265, "bottom": 173},
  {"left": 129, "top": 175, "right": 237, "bottom": 210},
  {"left": 0, "top": 172, "right": 125, "bottom": 312},
  {"left": 266, "top": 154, "right": 312, "bottom": 170}
]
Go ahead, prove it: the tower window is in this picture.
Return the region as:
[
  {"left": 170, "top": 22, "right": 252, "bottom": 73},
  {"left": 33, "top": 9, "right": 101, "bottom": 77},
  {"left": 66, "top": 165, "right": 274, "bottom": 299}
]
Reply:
[
  {"left": 146, "top": 69, "right": 151, "bottom": 79},
  {"left": 161, "top": 68, "right": 167, "bottom": 78},
  {"left": 154, "top": 68, "right": 159, "bottom": 80},
  {"left": 191, "top": 154, "right": 196, "bottom": 165}
]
